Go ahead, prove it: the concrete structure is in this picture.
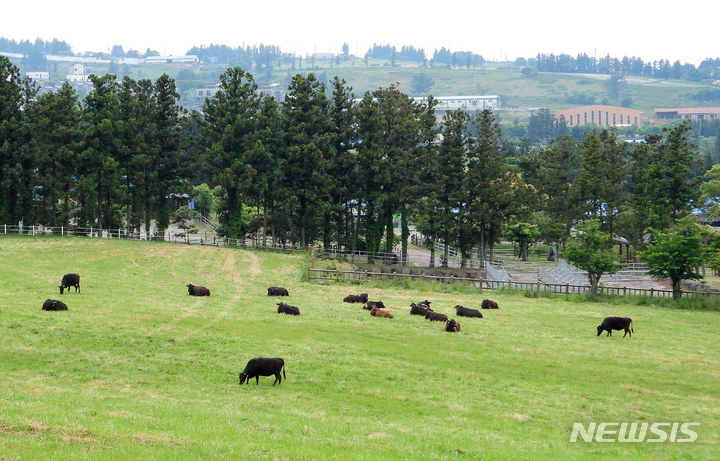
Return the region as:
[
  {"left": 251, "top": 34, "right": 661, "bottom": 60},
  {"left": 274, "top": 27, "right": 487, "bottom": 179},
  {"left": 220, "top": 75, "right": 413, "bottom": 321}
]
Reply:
[
  {"left": 554, "top": 105, "right": 643, "bottom": 127},
  {"left": 194, "top": 83, "right": 222, "bottom": 101},
  {"left": 145, "top": 55, "right": 199, "bottom": 64},
  {"left": 654, "top": 107, "right": 720, "bottom": 123},
  {"left": 67, "top": 63, "right": 90, "bottom": 82},
  {"left": 258, "top": 83, "right": 285, "bottom": 101},
  {"left": 25, "top": 72, "right": 49, "bottom": 82},
  {"left": 413, "top": 95, "right": 501, "bottom": 111}
]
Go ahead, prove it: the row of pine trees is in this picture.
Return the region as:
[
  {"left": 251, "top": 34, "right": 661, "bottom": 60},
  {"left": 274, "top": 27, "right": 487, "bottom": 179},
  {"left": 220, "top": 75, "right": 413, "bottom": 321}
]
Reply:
[{"left": 0, "top": 56, "right": 701, "bottom": 266}]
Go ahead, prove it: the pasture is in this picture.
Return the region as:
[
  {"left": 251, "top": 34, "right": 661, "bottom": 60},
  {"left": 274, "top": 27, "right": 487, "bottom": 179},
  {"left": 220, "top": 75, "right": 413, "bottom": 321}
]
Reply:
[{"left": 0, "top": 236, "right": 718, "bottom": 460}]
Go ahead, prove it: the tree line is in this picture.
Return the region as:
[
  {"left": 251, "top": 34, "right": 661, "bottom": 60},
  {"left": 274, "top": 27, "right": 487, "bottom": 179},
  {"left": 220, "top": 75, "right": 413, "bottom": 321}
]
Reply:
[
  {"left": 534, "top": 52, "right": 720, "bottom": 81},
  {"left": 0, "top": 55, "right": 709, "bottom": 271}
]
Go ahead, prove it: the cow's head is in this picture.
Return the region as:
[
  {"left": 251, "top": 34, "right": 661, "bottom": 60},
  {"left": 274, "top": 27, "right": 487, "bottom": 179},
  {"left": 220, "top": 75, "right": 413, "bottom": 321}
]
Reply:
[
  {"left": 238, "top": 372, "right": 248, "bottom": 384},
  {"left": 597, "top": 325, "right": 604, "bottom": 336},
  {"left": 59, "top": 285, "right": 64, "bottom": 294},
  {"left": 187, "top": 284, "right": 194, "bottom": 294}
]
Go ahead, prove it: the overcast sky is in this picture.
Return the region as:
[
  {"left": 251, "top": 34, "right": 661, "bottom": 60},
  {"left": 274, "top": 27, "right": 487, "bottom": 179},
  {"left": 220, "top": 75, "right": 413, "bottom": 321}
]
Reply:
[{"left": 3, "top": 0, "right": 717, "bottom": 66}]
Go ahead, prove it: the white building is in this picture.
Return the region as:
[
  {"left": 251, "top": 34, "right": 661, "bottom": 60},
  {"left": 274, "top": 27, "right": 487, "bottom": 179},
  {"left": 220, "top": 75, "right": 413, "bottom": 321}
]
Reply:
[{"left": 67, "top": 63, "right": 90, "bottom": 82}]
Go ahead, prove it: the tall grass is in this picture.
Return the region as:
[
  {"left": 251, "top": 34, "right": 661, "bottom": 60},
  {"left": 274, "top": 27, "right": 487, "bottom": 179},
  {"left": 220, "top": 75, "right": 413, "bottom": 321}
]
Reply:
[{"left": 0, "top": 236, "right": 718, "bottom": 460}]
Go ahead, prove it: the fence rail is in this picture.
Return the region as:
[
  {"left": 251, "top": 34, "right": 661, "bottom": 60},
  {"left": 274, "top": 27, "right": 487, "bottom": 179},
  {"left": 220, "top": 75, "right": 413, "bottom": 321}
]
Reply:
[
  {"left": 307, "top": 267, "right": 713, "bottom": 299},
  {"left": 4, "top": 223, "right": 716, "bottom": 300},
  {"left": 0, "top": 224, "right": 309, "bottom": 253}
]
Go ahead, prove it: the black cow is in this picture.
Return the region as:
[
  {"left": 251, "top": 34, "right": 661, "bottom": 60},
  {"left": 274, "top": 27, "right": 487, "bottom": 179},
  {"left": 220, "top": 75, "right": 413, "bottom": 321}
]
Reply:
[
  {"left": 362, "top": 301, "right": 386, "bottom": 310},
  {"left": 481, "top": 299, "right": 499, "bottom": 309},
  {"left": 277, "top": 302, "right": 300, "bottom": 316},
  {"left": 239, "top": 358, "right": 286, "bottom": 385},
  {"left": 187, "top": 284, "right": 211, "bottom": 296},
  {"left": 445, "top": 319, "right": 461, "bottom": 332},
  {"left": 267, "top": 287, "right": 289, "bottom": 296},
  {"left": 455, "top": 304, "right": 483, "bottom": 318},
  {"left": 59, "top": 273, "right": 80, "bottom": 294},
  {"left": 426, "top": 311, "right": 448, "bottom": 322},
  {"left": 343, "top": 293, "right": 369, "bottom": 303},
  {"left": 42, "top": 299, "right": 68, "bottom": 311},
  {"left": 410, "top": 303, "right": 432, "bottom": 316},
  {"left": 597, "top": 317, "right": 634, "bottom": 338}
]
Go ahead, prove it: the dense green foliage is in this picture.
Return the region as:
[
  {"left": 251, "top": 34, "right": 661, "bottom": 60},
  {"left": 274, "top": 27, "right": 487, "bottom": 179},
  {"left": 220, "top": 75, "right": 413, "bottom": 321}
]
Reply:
[
  {"left": 640, "top": 217, "right": 712, "bottom": 299},
  {"left": 1, "top": 237, "right": 719, "bottom": 459},
  {"left": 1, "top": 53, "right": 715, "bottom": 279}
]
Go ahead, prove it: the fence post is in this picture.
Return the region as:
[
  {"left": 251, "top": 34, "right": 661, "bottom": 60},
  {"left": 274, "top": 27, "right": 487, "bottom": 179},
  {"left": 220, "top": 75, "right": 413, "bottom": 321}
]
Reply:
[
  {"left": 392, "top": 271, "right": 396, "bottom": 282},
  {"left": 650, "top": 288, "right": 654, "bottom": 298},
  {"left": 537, "top": 281, "right": 541, "bottom": 292},
  {"left": 364, "top": 269, "right": 367, "bottom": 282},
  {"left": 623, "top": 287, "right": 627, "bottom": 296}
]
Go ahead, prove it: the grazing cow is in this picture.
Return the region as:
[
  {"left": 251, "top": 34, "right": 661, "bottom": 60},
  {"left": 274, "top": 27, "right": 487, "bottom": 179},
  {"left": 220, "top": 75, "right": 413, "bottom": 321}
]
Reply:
[
  {"left": 445, "top": 319, "right": 461, "bottom": 332},
  {"left": 455, "top": 304, "right": 483, "bottom": 318},
  {"left": 267, "top": 287, "right": 289, "bottom": 296},
  {"left": 362, "top": 301, "right": 386, "bottom": 310},
  {"left": 426, "top": 311, "right": 448, "bottom": 322},
  {"left": 370, "top": 306, "right": 394, "bottom": 318},
  {"left": 410, "top": 302, "right": 432, "bottom": 316},
  {"left": 42, "top": 299, "right": 68, "bottom": 311},
  {"left": 238, "top": 358, "right": 286, "bottom": 385},
  {"left": 59, "top": 273, "right": 80, "bottom": 295},
  {"left": 277, "top": 302, "right": 300, "bottom": 316},
  {"left": 343, "top": 293, "right": 369, "bottom": 303},
  {"left": 597, "top": 317, "right": 634, "bottom": 338},
  {"left": 481, "top": 299, "right": 499, "bottom": 309},
  {"left": 187, "top": 284, "right": 211, "bottom": 296}
]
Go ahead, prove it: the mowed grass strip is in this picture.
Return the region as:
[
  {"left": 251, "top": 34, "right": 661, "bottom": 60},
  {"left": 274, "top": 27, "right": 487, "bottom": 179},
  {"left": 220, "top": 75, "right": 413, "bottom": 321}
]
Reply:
[{"left": 0, "top": 236, "right": 718, "bottom": 460}]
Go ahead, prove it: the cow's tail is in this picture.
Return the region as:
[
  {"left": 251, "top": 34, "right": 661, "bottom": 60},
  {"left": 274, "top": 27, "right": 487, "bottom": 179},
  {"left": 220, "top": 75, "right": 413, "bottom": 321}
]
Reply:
[
  {"left": 631, "top": 320, "right": 634, "bottom": 333},
  {"left": 283, "top": 364, "right": 286, "bottom": 380}
]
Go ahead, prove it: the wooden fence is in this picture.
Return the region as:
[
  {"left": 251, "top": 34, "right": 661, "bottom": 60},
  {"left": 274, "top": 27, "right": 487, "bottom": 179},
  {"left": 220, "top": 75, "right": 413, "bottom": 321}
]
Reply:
[{"left": 307, "top": 267, "right": 713, "bottom": 299}]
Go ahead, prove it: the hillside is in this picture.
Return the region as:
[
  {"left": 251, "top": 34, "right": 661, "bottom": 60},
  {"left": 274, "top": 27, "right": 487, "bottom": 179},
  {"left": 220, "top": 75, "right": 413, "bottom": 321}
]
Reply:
[
  {"left": 0, "top": 236, "right": 718, "bottom": 459},
  {"left": 8, "top": 54, "right": 715, "bottom": 121}
]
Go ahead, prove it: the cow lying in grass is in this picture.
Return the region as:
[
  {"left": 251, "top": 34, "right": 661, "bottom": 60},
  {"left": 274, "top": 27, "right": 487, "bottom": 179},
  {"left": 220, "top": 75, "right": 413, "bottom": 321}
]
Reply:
[
  {"left": 597, "top": 317, "right": 634, "bottom": 338},
  {"left": 42, "top": 299, "right": 68, "bottom": 311},
  {"left": 445, "top": 319, "right": 461, "bottom": 332},
  {"left": 277, "top": 302, "right": 300, "bottom": 316},
  {"left": 481, "top": 299, "right": 499, "bottom": 309},
  {"left": 343, "top": 293, "right": 368, "bottom": 303},
  {"left": 455, "top": 305, "right": 483, "bottom": 318},
  {"left": 267, "top": 287, "right": 289, "bottom": 296},
  {"left": 239, "top": 358, "right": 286, "bottom": 385},
  {"left": 370, "top": 306, "right": 394, "bottom": 318},
  {"left": 187, "top": 284, "right": 211, "bottom": 296},
  {"left": 363, "top": 301, "right": 385, "bottom": 310},
  {"left": 426, "top": 311, "right": 448, "bottom": 322},
  {"left": 410, "top": 302, "right": 432, "bottom": 316}
]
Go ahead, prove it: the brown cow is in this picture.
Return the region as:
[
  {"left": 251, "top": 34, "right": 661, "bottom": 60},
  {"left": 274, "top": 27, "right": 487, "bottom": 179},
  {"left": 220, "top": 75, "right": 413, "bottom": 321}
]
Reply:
[
  {"left": 445, "top": 319, "right": 461, "bottom": 332},
  {"left": 426, "top": 311, "right": 448, "bottom": 322},
  {"left": 481, "top": 299, "right": 499, "bottom": 309},
  {"left": 370, "top": 307, "right": 394, "bottom": 318},
  {"left": 187, "top": 284, "right": 211, "bottom": 296}
]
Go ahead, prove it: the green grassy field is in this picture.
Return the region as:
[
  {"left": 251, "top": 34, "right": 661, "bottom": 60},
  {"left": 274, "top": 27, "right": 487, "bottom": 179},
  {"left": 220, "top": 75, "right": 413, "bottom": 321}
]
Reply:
[{"left": 1, "top": 237, "right": 718, "bottom": 460}]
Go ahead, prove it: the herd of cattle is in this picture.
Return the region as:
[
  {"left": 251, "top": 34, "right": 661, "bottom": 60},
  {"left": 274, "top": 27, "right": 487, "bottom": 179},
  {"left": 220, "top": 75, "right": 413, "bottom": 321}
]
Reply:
[{"left": 42, "top": 273, "right": 636, "bottom": 385}]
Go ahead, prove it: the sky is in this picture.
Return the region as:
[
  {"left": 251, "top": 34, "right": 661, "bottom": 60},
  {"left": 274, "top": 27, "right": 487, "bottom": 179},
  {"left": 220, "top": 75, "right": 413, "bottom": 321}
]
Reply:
[{"left": 3, "top": 0, "right": 718, "bottom": 66}]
